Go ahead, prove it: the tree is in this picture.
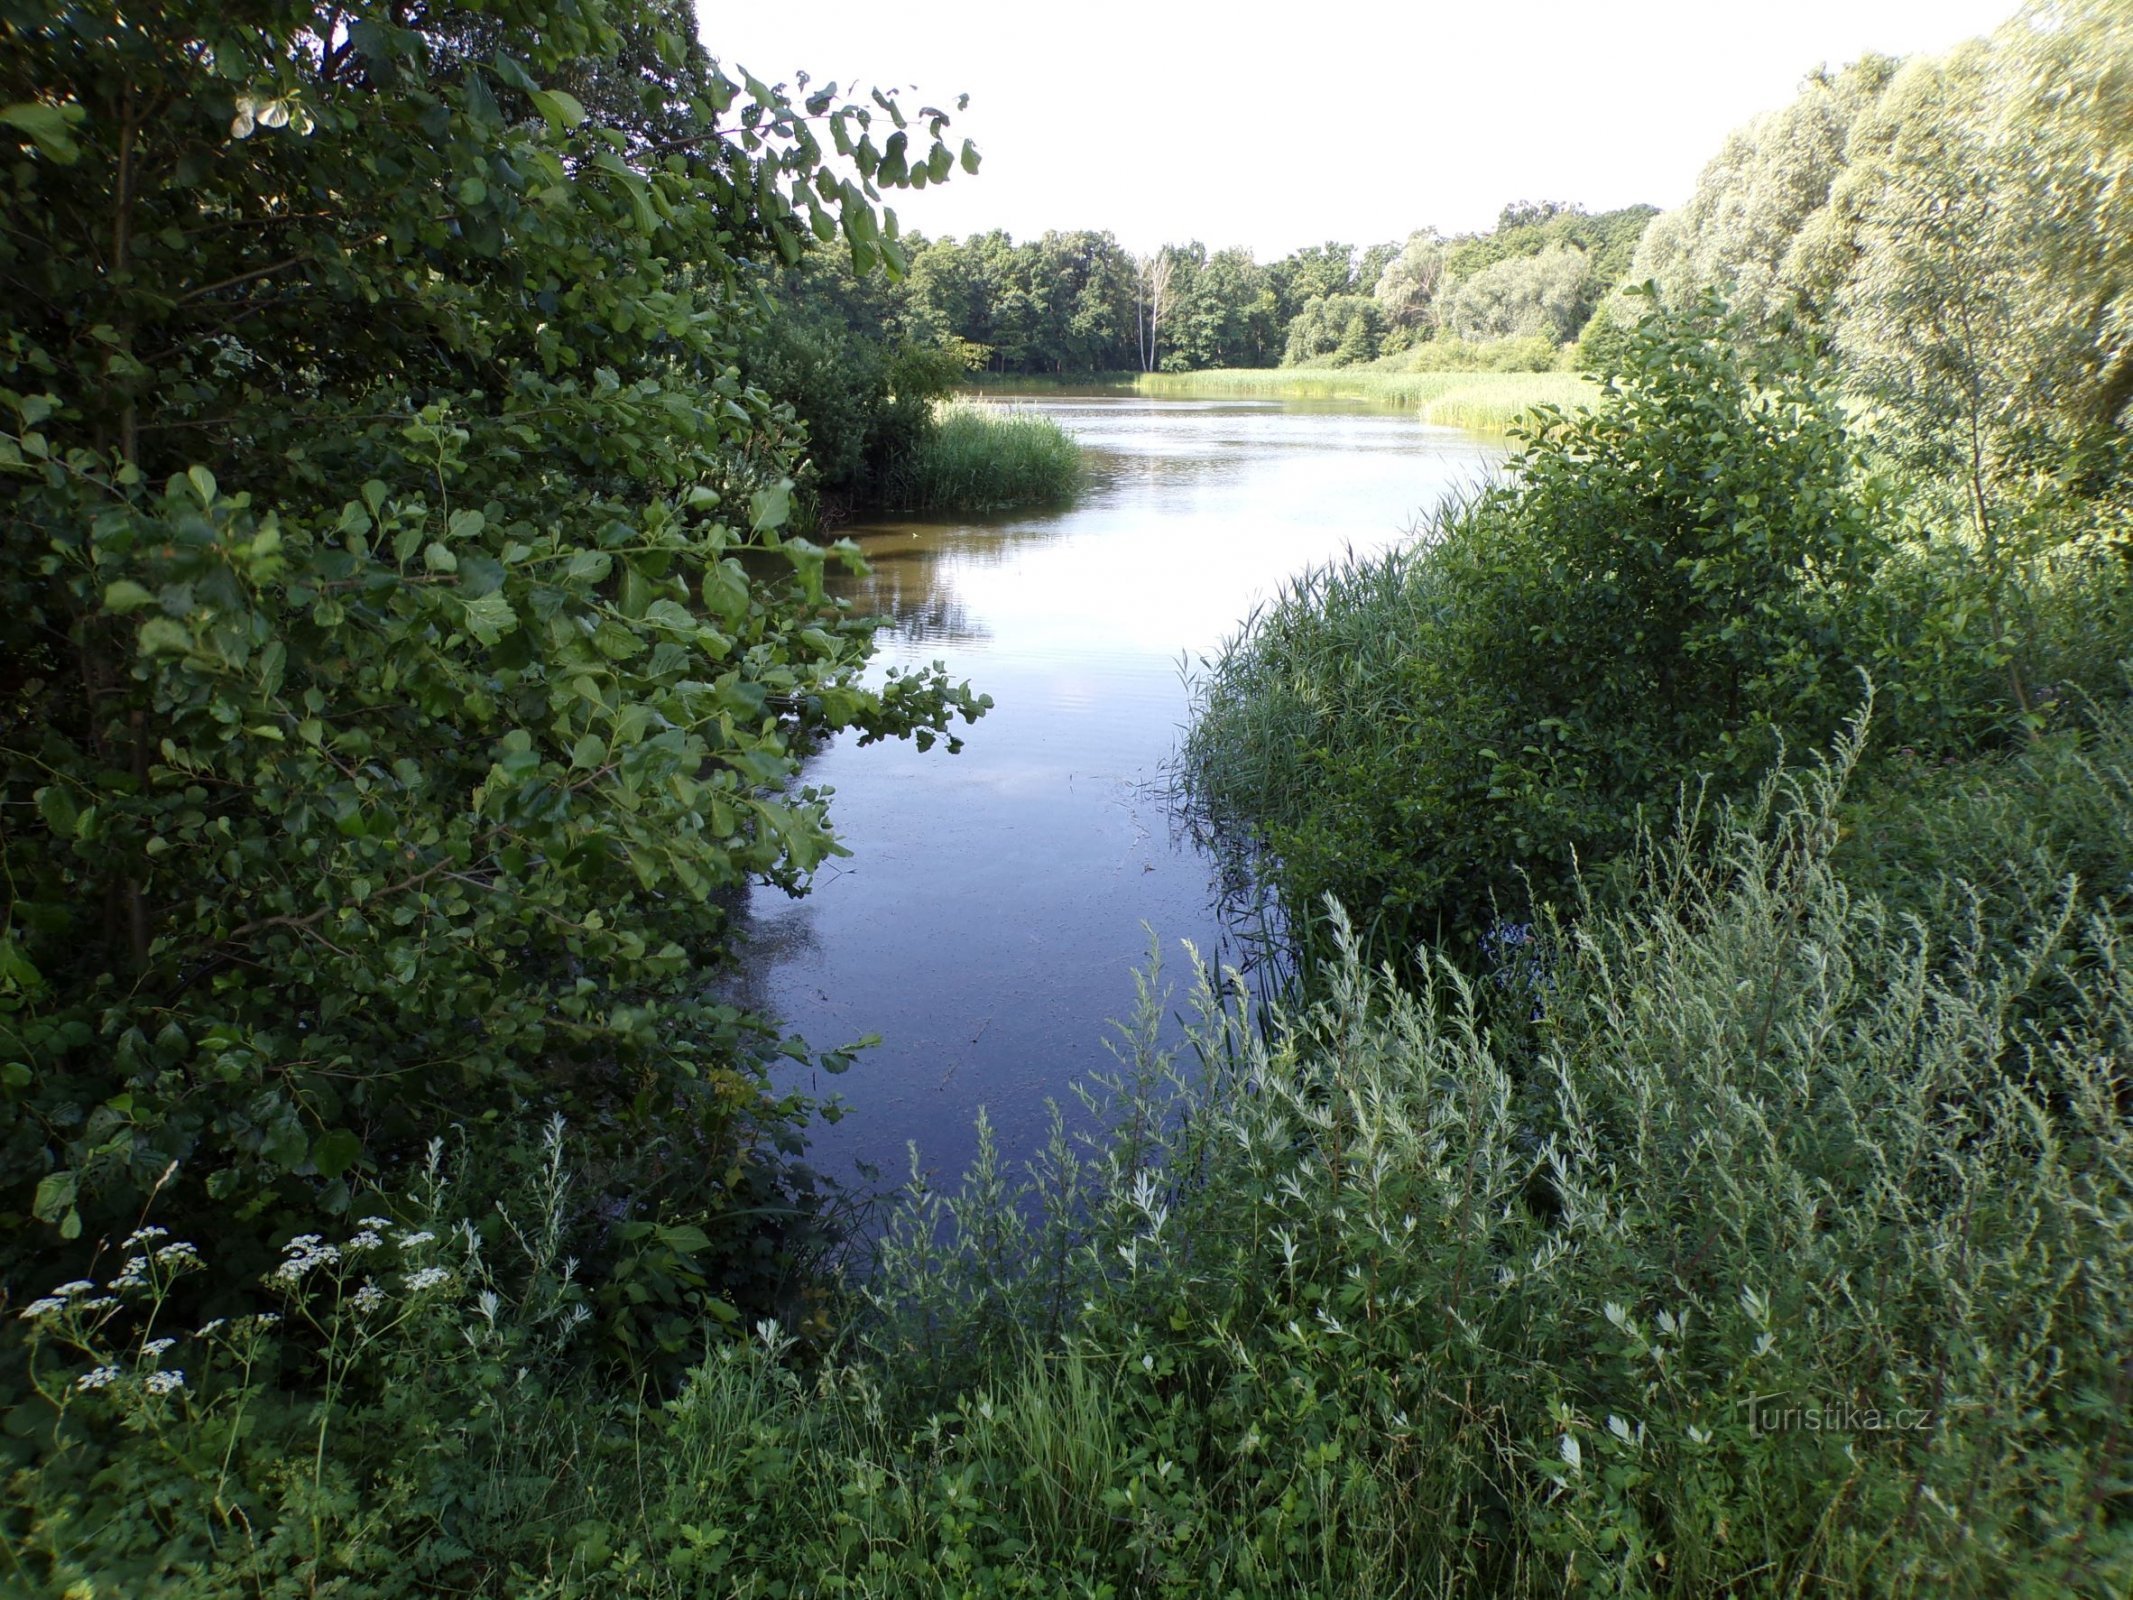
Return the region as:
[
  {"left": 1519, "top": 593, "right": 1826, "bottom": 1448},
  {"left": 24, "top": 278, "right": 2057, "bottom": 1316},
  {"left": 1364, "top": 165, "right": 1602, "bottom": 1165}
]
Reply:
[
  {"left": 0, "top": 0, "right": 988, "bottom": 1323},
  {"left": 1626, "top": 57, "right": 1897, "bottom": 333},
  {"left": 1282, "top": 294, "right": 1382, "bottom": 367},
  {"left": 1136, "top": 248, "right": 1175, "bottom": 372},
  {"left": 1442, "top": 244, "right": 1591, "bottom": 344},
  {"left": 1269, "top": 241, "right": 1356, "bottom": 325},
  {"left": 1374, "top": 231, "right": 1448, "bottom": 331}
]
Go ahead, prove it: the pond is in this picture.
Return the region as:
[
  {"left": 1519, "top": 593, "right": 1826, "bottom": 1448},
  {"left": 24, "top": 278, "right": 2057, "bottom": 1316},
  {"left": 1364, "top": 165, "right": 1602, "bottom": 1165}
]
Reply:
[{"left": 739, "top": 393, "right": 1506, "bottom": 1192}]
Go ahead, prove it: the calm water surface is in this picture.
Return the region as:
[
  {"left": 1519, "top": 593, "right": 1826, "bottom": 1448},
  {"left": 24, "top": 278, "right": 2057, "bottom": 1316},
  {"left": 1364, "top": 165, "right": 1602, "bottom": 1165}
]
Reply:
[{"left": 742, "top": 395, "right": 1504, "bottom": 1188}]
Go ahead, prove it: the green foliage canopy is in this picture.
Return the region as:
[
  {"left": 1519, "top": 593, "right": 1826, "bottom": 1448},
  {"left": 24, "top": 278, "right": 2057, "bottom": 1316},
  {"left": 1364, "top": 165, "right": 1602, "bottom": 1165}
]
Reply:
[{"left": 0, "top": 0, "right": 988, "bottom": 1308}]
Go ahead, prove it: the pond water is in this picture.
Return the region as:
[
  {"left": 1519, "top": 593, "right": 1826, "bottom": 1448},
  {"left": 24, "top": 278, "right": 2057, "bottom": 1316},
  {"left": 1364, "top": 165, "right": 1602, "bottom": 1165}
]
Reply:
[{"left": 739, "top": 394, "right": 1505, "bottom": 1191}]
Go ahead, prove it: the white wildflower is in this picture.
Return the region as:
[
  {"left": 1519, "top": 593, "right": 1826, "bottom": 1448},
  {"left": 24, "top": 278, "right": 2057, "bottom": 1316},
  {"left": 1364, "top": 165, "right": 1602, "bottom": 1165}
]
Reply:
[
  {"left": 359, "top": 1216, "right": 392, "bottom": 1230},
  {"left": 196, "top": 1319, "right": 226, "bottom": 1338},
  {"left": 113, "top": 1256, "right": 150, "bottom": 1288},
  {"left": 270, "top": 1236, "right": 340, "bottom": 1283},
  {"left": 397, "top": 1230, "right": 436, "bottom": 1249},
  {"left": 155, "top": 1241, "right": 202, "bottom": 1267},
  {"left": 79, "top": 1297, "right": 118, "bottom": 1311},
  {"left": 352, "top": 1281, "right": 385, "bottom": 1313},
  {"left": 345, "top": 1230, "right": 383, "bottom": 1253},
  {"left": 142, "top": 1337, "right": 176, "bottom": 1357},
  {"left": 76, "top": 1365, "right": 120, "bottom": 1391},
  {"left": 404, "top": 1266, "right": 450, "bottom": 1293},
  {"left": 123, "top": 1225, "right": 170, "bottom": 1248},
  {"left": 144, "top": 1369, "right": 185, "bottom": 1395},
  {"left": 54, "top": 1280, "right": 97, "bottom": 1297},
  {"left": 18, "top": 1297, "right": 66, "bottom": 1322}
]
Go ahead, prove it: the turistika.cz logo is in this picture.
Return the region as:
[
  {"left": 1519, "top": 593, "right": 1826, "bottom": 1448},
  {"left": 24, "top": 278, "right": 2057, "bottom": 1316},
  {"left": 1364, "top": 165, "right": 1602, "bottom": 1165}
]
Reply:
[{"left": 1741, "top": 1395, "right": 1933, "bottom": 1435}]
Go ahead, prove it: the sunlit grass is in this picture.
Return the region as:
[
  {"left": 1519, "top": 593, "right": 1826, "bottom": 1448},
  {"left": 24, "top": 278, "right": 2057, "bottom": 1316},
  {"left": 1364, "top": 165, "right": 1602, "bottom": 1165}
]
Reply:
[
  {"left": 888, "top": 400, "right": 1086, "bottom": 513},
  {"left": 1138, "top": 367, "right": 1593, "bottom": 432}
]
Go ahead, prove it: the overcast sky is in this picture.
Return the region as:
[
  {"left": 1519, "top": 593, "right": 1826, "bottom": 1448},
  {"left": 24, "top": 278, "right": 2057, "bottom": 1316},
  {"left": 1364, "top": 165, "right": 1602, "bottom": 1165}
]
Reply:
[{"left": 701, "top": 0, "right": 2020, "bottom": 258}]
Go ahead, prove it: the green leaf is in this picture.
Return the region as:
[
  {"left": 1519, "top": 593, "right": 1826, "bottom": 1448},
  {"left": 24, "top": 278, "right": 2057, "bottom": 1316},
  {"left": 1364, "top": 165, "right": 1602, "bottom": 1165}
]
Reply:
[
  {"left": 31, "top": 1170, "right": 76, "bottom": 1225},
  {"left": 529, "top": 88, "right": 587, "bottom": 130},
  {"left": 2, "top": 101, "right": 82, "bottom": 163},
  {"left": 748, "top": 482, "right": 791, "bottom": 533},
  {"left": 186, "top": 465, "right": 217, "bottom": 506},
  {"left": 312, "top": 1128, "right": 362, "bottom": 1179},
  {"left": 138, "top": 617, "right": 191, "bottom": 655},
  {"left": 102, "top": 580, "right": 155, "bottom": 613},
  {"left": 570, "top": 732, "right": 607, "bottom": 769},
  {"left": 461, "top": 591, "right": 518, "bottom": 645}
]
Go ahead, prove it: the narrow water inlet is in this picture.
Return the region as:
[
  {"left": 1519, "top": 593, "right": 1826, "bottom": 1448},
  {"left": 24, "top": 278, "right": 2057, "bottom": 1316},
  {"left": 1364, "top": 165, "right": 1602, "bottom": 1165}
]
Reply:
[{"left": 734, "top": 394, "right": 1506, "bottom": 1190}]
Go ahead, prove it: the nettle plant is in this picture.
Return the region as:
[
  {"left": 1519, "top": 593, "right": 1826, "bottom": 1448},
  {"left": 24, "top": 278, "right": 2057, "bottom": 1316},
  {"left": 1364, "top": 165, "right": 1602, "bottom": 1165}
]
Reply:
[{"left": 0, "top": 0, "right": 987, "bottom": 1319}]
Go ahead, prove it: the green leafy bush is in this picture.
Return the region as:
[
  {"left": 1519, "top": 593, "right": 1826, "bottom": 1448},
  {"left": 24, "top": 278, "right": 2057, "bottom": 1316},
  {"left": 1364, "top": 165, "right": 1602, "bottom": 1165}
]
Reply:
[
  {"left": 1183, "top": 295, "right": 1888, "bottom": 964},
  {"left": 0, "top": 0, "right": 986, "bottom": 1339}
]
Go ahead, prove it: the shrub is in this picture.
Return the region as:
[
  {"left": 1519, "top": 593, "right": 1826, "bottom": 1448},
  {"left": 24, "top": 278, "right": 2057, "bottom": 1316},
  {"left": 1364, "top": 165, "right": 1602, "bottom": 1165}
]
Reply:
[
  {"left": 0, "top": 0, "right": 988, "bottom": 1354},
  {"left": 1182, "top": 295, "right": 1888, "bottom": 965}
]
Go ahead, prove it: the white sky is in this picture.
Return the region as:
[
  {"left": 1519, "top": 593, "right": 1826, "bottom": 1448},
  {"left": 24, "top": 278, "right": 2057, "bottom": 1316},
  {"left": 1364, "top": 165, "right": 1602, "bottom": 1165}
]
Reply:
[{"left": 700, "top": 0, "right": 2021, "bottom": 258}]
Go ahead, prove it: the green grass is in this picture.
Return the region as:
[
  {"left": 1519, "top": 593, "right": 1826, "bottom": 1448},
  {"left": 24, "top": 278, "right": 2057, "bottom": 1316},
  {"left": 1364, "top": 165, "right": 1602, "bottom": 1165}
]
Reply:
[
  {"left": 962, "top": 371, "right": 1140, "bottom": 392},
  {"left": 1136, "top": 367, "right": 1594, "bottom": 432},
  {"left": 887, "top": 399, "right": 1086, "bottom": 513}
]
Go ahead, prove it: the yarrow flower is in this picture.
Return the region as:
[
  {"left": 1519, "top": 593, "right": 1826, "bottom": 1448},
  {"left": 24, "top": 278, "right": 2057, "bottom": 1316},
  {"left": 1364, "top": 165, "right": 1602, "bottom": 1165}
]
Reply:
[
  {"left": 353, "top": 1281, "right": 385, "bottom": 1313},
  {"left": 144, "top": 1369, "right": 185, "bottom": 1395},
  {"left": 345, "top": 1230, "right": 383, "bottom": 1253},
  {"left": 123, "top": 1225, "right": 170, "bottom": 1248},
  {"left": 404, "top": 1266, "right": 450, "bottom": 1293},
  {"left": 397, "top": 1230, "right": 436, "bottom": 1249},
  {"left": 359, "top": 1216, "right": 392, "bottom": 1230},
  {"left": 17, "top": 1297, "right": 66, "bottom": 1322},
  {"left": 76, "top": 1365, "right": 120, "bottom": 1391},
  {"left": 155, "top": 1241, "right": 202, "bottom": 1267}
]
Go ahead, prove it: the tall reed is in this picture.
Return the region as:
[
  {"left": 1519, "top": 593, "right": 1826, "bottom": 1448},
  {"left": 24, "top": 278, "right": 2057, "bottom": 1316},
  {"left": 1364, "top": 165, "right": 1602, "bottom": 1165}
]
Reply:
[
  {"left": 1138, "top": 368, "right": 1593, "bottom": 432},
  {"left": 886, "top": 400, "right": 1085, "bottom": 514}
]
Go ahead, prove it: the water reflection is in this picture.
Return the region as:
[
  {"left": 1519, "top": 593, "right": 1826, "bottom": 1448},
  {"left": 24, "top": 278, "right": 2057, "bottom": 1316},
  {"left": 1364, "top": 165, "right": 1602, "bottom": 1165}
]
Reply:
[{"left": 741, "top": 395, "right": 1504, "bottom": 1192}]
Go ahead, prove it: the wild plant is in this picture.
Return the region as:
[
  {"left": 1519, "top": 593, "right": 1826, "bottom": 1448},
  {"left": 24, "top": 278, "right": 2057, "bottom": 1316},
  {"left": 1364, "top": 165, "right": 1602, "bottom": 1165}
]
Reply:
[
  {"left": 633, "top": 712, "right": 2133, "bottom": 1596},
  {"left": 3, "top": 1119, "right": 602, "bottom": 1597}
]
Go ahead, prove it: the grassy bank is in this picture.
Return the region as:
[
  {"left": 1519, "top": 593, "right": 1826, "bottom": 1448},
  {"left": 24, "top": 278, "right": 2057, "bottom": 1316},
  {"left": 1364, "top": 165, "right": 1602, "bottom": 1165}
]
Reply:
[
  {"left": 1137, "top": 367, "right": 1593, "bottom": 432},
  {"left": 963, "top": 371, "right": 1140, "bottom": 393},
  {"left": 885, "top": 400, "right": 1086, "bottom": 514}
]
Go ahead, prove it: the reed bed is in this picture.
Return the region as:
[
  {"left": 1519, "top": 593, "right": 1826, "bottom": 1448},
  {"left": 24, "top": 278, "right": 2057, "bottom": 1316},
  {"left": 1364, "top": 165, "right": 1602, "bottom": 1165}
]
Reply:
[
  {"left": 1138, "top": 367, "right": 1594, "bottom": 432},
  {"left": 887, "top": 399, "right": 1086, "bottom": 513}
]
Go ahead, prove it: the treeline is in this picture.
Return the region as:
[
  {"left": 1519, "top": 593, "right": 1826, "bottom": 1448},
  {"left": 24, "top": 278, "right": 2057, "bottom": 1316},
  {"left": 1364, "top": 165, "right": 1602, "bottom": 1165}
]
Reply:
[
  {"left": 761, "top": 200, "right": 1658, "bottom": 384},
  {"left": 753, "top": 201, "right": 1655, "bottom": 511}
]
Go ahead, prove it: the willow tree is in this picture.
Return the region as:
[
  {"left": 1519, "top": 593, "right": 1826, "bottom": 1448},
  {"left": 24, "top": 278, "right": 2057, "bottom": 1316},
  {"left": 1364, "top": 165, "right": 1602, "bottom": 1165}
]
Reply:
[{"left": 0, "top": 0, "right": 985, "bottom": 1319}]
